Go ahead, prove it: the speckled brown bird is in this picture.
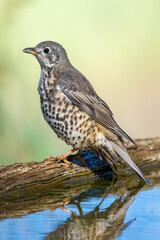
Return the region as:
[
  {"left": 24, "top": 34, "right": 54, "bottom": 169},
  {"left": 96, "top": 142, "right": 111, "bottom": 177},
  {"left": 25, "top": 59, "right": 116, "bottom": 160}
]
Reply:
[{"left": 23, "top": 41, "right": 147, "bottom": 183}]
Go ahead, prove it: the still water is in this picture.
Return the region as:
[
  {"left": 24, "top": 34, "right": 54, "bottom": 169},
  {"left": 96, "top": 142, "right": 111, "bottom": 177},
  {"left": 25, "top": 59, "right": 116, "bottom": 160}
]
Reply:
[{"left": 0, "top": 179, "right": 160, "bottom": 240}]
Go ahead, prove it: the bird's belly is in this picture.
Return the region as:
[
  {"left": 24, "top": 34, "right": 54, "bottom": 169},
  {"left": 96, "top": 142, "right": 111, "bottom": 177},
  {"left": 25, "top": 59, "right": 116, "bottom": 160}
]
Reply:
[{"left": 40, "top": 92, "right": 98, "bottom": 150}]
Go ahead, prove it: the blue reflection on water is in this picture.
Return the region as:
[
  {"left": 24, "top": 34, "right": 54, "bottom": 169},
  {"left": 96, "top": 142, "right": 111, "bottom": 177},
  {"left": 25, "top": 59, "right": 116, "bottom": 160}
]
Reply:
[
  {"left": 0, "top": 195, "right": 117, "bottom": 240},
  {"left": 0, "top": 187, "right": 160, "bottom": 240},
  {"left": 67, "top": 195, "right": 117, "bottom": 215},
  {"left": 0, "top": 209, "right": 70, "bottom": 240},
  {"left": 117, "top": 187, "right": 160, "bottom": 240}
]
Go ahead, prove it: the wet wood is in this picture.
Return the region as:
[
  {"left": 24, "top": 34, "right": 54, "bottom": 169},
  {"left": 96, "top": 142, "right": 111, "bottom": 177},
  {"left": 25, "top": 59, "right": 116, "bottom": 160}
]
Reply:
[{"left": 0, "top": 137, "right": 160, "bottom": 201}]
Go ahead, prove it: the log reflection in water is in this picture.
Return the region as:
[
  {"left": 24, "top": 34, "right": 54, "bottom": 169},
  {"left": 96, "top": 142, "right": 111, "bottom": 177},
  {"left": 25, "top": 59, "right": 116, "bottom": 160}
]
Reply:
[{"left": 45, "top": 184, "right": 145, "bottom": 240}]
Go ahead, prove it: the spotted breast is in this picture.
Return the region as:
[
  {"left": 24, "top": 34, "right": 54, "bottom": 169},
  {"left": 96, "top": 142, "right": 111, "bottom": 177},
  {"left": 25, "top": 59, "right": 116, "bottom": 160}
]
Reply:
[{"left": 38, "top": 69, "right": 99, "bottom": 150}]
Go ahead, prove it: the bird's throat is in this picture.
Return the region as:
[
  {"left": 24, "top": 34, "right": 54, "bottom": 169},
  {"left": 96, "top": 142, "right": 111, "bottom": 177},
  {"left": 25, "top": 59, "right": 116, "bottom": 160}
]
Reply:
[{"left": 38, "top": 69, "right": 57, "bottom": 96}]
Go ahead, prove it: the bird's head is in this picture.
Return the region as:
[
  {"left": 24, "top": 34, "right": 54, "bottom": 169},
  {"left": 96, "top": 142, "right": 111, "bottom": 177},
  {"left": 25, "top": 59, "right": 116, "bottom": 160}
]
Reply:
[{"left": 23, "top": 41, "right": 69, "bottom": 70}]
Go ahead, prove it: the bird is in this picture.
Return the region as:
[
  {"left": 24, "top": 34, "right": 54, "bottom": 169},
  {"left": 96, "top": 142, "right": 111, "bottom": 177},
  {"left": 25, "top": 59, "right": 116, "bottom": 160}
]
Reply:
[{"left": 23, "top": 41, "right": 147, "bottom": 183}]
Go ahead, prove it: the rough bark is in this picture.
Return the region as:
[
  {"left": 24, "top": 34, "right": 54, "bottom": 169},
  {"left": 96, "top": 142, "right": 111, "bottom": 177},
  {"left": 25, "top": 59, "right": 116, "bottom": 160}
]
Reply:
[
  {"left": 0, "top": 137, "right": 160, "bottom": 219},
  {"left": 0, "top": 137, "right": 160, "bottom": 194}
]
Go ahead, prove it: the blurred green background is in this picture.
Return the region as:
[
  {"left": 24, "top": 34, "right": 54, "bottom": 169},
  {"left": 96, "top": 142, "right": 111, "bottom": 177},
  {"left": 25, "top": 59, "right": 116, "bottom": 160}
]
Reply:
[{"left": 0, "top": 0, "right": 160, "bottom": 166}]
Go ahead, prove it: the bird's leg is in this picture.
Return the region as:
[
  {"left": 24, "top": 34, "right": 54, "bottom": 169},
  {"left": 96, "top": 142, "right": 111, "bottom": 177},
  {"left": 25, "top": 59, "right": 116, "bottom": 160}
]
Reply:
[
  {"left": 60, "top": 198, "right": 76, "bottom": 215},
  {"left": 69, "top": 149, "right": 86, "bottom": 166},
  {"left": 46, "top": 148, "right": 77, "bottom": 168}
]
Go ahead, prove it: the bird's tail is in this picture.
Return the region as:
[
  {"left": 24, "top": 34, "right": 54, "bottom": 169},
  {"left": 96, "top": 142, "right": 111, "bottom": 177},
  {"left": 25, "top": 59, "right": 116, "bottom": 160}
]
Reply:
[{"left": 101, "top": 141, "right": 148, "bottom": 183}]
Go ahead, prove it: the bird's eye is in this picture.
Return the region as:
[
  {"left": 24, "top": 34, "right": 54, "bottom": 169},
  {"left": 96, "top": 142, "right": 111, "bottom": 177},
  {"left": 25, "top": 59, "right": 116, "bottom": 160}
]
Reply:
[{"left": 43, "top": 47, "right": 50, "bottom": 54}]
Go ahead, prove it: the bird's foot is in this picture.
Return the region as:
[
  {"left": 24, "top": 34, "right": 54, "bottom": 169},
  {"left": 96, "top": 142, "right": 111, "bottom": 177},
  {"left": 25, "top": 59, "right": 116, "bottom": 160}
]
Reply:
[
  {"left": 45, "top": 148, "right": 77, "bottom": 169},
  {"left": 69, "top": 150, "right": 86, "bottom": 166}
]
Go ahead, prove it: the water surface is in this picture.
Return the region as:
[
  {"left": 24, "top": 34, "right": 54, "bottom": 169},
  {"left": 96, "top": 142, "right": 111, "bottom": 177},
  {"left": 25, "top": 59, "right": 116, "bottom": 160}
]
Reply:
[{"left": 0, "top": 180, "right": 159, "bottom": 240}]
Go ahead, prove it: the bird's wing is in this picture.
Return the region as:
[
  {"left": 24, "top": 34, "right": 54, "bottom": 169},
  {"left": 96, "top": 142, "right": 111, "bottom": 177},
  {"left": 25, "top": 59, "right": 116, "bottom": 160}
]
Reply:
[{"left": 58, "top": 72, "right": 134, "bottom": 143}]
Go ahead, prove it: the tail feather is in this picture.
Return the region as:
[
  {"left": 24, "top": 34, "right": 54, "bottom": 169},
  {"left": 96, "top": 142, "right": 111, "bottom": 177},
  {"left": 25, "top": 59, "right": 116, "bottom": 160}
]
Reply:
[{"left": 109, "top": 141, "right": 148, "bottom": 183}]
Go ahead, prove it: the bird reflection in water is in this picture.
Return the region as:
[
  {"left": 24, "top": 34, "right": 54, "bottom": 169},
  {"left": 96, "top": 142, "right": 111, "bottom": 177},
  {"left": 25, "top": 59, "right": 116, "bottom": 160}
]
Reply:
[{"left": 45, "top": 182, "right": 145, "bottom": 240}]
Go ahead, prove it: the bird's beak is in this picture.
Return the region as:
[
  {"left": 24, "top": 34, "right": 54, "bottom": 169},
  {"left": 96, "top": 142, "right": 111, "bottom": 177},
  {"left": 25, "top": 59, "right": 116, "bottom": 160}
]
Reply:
[{"left": 23, "top": 47, "right": 39, "bottom": 56}]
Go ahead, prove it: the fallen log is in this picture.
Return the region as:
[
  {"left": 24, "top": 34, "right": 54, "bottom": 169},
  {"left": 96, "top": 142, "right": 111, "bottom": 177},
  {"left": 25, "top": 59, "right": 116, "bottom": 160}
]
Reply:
[{"left": 0, "top": 137, "right": 160, "bottom": 201}]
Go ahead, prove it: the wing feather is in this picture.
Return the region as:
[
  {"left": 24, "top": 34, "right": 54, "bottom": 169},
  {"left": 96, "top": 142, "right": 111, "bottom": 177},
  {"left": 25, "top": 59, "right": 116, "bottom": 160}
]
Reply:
[{"left": 58, "top": 72, "right": 134, "bottom": 144}]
